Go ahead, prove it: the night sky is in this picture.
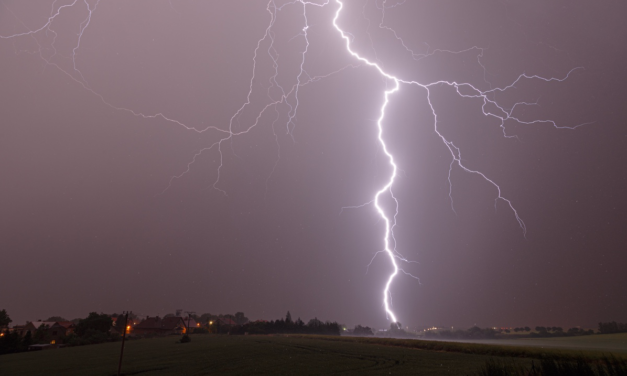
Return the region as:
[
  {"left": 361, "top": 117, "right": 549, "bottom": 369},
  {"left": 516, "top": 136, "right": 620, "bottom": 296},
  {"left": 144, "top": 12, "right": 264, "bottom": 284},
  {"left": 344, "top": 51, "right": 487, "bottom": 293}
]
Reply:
[{"left": 1, "top": 0, "right": 625, "bottom": 330}]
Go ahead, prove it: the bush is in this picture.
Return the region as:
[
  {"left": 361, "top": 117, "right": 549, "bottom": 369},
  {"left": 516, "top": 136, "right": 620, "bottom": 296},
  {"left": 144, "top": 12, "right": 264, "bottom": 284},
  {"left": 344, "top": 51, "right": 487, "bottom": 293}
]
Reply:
[
  {"left": 353, "top": 325, "right": 374, "bottom": 336},
  {"left": 179, "top": 334, "right": 191, "bottom": 343}
]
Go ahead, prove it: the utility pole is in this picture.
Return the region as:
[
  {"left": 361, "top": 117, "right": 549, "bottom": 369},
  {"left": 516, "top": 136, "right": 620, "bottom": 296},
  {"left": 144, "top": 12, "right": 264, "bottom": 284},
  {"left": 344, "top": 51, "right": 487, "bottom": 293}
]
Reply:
[
  {"left": 117, "top": 311, "right": 130, "bottom": 376},
  {"left": 184, "top": 311, "right": 195, "bottom": 335}
]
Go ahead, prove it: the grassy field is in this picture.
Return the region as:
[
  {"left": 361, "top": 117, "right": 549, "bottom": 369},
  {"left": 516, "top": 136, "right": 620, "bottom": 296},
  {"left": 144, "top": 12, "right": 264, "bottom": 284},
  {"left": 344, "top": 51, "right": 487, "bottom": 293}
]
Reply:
[
  {"left": 2, "top": 334, "right": 626, "bottom": 376},
  {"left": 426, "top": 333, "right": 627, "bottom": 354},
  {"left": 515, "top": 333, "right": 627, "bottom": 353},
  {"left": 0, "top": 334, "right": 532, "bottom": 376}
]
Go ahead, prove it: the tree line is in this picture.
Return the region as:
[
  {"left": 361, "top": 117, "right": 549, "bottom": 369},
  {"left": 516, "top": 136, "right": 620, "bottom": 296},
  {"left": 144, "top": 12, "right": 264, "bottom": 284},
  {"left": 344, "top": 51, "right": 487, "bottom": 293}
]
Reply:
[
  {"left": 164, "top": 311, "right": 250, "bottom": 327},
  {"left": 598, "top": 321, "right": 627, "bottom": 334},
  {"left": 227, "top": 311, "right": 341, "bottom": 336},
  {"left": 530, "top": 326, "right": 595, "bottom": 337},
  {"left": 423, "top": 325, "right": 597, "bottom": 340}
]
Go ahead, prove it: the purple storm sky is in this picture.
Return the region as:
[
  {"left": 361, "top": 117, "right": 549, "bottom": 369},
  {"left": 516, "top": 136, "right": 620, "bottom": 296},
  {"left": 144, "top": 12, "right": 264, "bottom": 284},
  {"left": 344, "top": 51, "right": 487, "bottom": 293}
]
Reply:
[{"left": 1, "top": 0, "right": 626, "bottom": 330}]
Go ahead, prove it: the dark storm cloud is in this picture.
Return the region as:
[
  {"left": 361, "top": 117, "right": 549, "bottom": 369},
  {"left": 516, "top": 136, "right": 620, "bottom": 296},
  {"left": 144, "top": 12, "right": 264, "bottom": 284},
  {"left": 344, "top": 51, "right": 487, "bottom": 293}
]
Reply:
[{"left": 1, "top": 0, "right": 625, "bottom": 329}]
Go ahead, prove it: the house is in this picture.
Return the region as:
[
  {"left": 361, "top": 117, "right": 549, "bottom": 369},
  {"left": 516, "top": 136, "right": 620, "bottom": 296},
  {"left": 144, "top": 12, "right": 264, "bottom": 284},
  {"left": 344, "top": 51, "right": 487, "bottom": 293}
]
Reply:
[
  {"left": 7, "top": 321, "right": 73, "bottom": 344},
  {"left": 218, "top": 317, "right": 237, "bottom": 326},
  {"left": 182, "top": 317, "right": 199, "bottom": 331},
  {"left": 13, "top": 321, "right": 75, "bottom": 344},
  {"left": 48, "top": 322, "right": 75, "bottom": 344},
  {"left": 133, "top": 316, "right": 187, "bottom": 335},
  {"left": 16, "top": 321, "right": 56, "bottom": 337}
]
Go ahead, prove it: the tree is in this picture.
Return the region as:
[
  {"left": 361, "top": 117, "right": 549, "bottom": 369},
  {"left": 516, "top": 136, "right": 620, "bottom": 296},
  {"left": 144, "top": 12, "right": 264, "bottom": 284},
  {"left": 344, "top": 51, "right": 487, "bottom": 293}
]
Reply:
[
  {"left": 22, "top": 331, "right": 33, "bottom": 348},
  {"left": 285, "top": 311, "right": 292, "bottom": 324},
  {"left": 75, "top": 312, "right": 113, "bottom": 337},
  {"left": 598, "top": 321, "right": 627, "bottom": 334},
  {"left": 234, "top": 312, "right": 248, "bottom": 325},
  {"left": 199, "top": 313, "right": 213, "bottom": 324},
  {"left": 0, "top": 329, "right": 21, "bottom": 355},
  {"left": 0, "top": 309, "right": 11, "bottom": 328},
  {"left": 115, "top": 315, "right": 127, "bottom": 333},
  {"left": 111, "top": 312, "right": 138, "bottom": 321},
  {"left": 33, "top": 324, "right": 50, "bottom": 344},
  {"left": 307, "top": 318, "right": 322, "bottom": 328},
  {"left": 45, "top": 316, "right": 67, "bottom": 322},
  {"left": 215, "top": 317, "right": 221, "bottom": 333},
  {"left": 524, "top": 326, "right": 531, "bottom": 332},
  {"left": 568, "top": 327, "right": 582, "bottom": 335}
]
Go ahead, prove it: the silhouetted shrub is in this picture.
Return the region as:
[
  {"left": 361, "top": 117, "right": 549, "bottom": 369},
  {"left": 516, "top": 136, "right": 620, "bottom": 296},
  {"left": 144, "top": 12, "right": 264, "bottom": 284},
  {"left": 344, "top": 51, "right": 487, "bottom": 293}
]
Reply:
[{"left": 179, "top": 334, "right": 191, "bottom": 343}]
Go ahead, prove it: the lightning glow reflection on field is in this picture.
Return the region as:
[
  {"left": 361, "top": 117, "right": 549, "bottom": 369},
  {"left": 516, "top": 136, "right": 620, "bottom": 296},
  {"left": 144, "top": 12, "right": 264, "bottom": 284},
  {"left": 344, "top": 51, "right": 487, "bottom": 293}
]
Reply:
[{"left": 0, "top": 0, "right": 587, "bottom": 326}]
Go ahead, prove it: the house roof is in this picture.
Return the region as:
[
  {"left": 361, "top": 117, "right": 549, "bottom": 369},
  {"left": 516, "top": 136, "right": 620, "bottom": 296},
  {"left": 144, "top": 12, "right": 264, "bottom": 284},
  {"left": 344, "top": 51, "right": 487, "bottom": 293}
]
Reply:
[
  {"left": 218, "top": 317, "right": 237, "bottom": 326},
  {"left": 181, "top": 318, "right": 198, "bottom": 328},
  {"left": 28, "top": 321, "right": 56, "bottom": 329},
  {"left": 52, "top": 321, "right": 75, "bottom": 329}
]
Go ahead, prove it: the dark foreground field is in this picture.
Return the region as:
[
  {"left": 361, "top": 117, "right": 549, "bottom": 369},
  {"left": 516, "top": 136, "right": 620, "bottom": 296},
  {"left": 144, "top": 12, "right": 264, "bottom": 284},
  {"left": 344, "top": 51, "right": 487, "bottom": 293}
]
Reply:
[
  {"left": 0, "top": 334, "right": 528, "bottom": 376},
  {"left": 1, "top": 334, "right": 624, "bottom": 376}
]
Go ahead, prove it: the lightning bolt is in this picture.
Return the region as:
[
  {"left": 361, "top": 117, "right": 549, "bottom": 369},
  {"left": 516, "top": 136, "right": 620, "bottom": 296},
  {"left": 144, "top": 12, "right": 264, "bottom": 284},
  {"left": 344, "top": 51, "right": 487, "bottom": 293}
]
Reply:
[
  {"left": 1, "top": 0, "right": 588, "bottom": 327},
  {"left": 332, "top": 0, "right": 589, "bottom": 325}
]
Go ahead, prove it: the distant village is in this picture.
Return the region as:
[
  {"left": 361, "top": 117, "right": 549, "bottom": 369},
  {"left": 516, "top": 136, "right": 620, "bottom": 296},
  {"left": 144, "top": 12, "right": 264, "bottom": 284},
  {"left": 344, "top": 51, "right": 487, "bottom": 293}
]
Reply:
[
  {"left": 2, "top": 307, "right": 626, "bottom": 356},
  {"left": 0, "top": 309, "right": 253, "bottom": 351},
  {"left": 0, "top": 308, "right": 341, "bottom": 355}
]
